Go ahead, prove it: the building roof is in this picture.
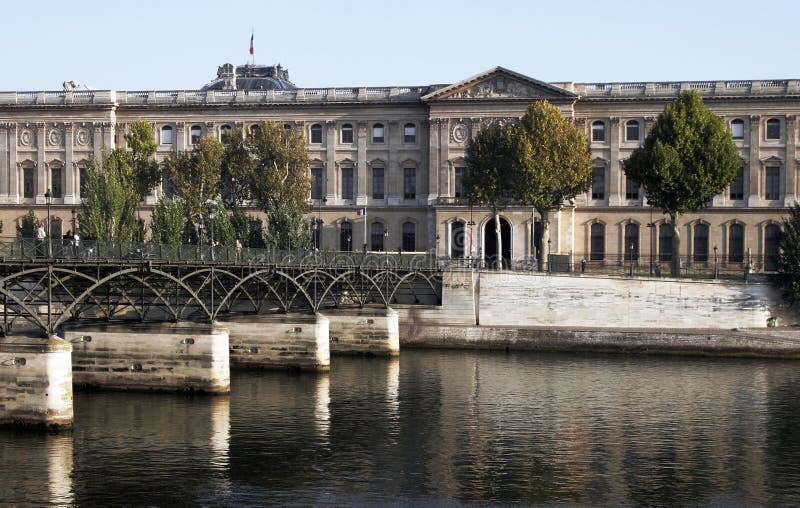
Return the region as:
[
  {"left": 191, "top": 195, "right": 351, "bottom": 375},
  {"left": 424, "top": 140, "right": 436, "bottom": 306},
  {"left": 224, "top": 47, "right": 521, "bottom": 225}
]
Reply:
[{"left": 201, "top": 63, "right": 296, "bottom": 91}]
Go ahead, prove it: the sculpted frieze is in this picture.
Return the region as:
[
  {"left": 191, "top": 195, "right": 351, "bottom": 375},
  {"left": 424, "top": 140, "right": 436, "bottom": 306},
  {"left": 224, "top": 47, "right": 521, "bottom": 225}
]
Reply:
[{"left": 455, "top": 77, "right": 540, "bottom": 99}]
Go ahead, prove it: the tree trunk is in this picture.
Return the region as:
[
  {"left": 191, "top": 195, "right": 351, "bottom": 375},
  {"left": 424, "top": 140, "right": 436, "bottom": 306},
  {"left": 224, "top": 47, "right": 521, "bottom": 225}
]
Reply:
[
  {"left": 670, "top": 212, "right": 681, "bottom": 277},
  {"left": 494, "top": 208, "right": 502, "bottom": 270},
  {"left": 540, "top": 209, "right": 550, "bottom": 272}
]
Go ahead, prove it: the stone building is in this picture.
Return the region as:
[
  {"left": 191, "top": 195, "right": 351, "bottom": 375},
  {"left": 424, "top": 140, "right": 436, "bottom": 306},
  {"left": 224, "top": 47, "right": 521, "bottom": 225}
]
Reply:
[{"left": 0, "top": 64, "right": 798, "bottom": 271}]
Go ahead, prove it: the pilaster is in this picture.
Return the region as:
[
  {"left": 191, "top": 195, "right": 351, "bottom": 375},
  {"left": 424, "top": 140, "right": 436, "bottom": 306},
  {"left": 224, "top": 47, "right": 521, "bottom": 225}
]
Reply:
[
  {"left": 0, "top": 123, "right": 8, "bottom": 197},
  {"left": 427, "top": 119, "right": 438, "bottom": 204},
  {"left": 102, "top": 122, "right": 113, "bottom": 149},
  {"left": 36, "top": 123, "right": 46, "bottom": 200},
  {"left": 608, "top": 117, "right": 622, "bottom": 205},
  {"left": 7, "top": 124, "right": 18, "bottom": 203},
  {"left": 324, "top": 121, "right": 337, "bottom": 203},
  {"left": 747, "top": 115, "right": 761, "bottom": 206},
  {"left": 356, "top": 121, "right": 368, "bottom": 206},
  {"left": 64, "top": 123, "right": 75, "bottom": 202},
  {"left": 438, "top": 118, "right": 450, "bottom": 198},
  {"left": 387, "top": 121, "right": 401, "bottom": 206},
  {"left": 785, "top": 115, "right": 797, "bottom": 206},
  {"left": 93, "top": 123, "right": 103, "bottom": 160},
  {"left": 176, "top": 122, "right": 186, "bottom": 152}
]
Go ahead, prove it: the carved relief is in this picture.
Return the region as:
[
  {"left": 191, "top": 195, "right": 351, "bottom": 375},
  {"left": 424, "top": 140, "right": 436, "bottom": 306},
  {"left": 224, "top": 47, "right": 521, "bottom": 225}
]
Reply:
[
  {"left": 75, "top": 127, "right": 91, "bottom": 147},
  {"left": 18, "top": 128, "right": 33, "bottom": 147},
  {"left": 455, "top": 77, "right": 539, "bottom": 99},
  {"left": 451, "top": 122, "right": 468, "bottom": 143},
  {"left": 47, "top": 127, "right": 64, "bottom": 147}
]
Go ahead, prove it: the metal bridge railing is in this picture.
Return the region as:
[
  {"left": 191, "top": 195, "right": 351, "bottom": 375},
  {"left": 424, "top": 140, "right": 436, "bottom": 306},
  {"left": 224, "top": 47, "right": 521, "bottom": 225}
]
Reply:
[{"left": 0, "top": 238, "right": 438, "bottom": 270}]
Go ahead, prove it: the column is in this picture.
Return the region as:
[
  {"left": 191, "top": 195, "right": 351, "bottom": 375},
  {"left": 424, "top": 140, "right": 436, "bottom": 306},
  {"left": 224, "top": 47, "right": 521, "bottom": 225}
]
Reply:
[
  {"left": 785, "top": 115, "right": 797, "bottom": 206},
  {"left": 438, "top": 118, "right": 450, "bottom": 199},
  {"left": 36, "top": 123, "right": 46, "bottom": 200},
  {"left": 8, "top": 124, "right": 18, "bottom": 203},
  {"left": 102, "top": 122, "right": 114, "bottom": 149},
  {"left": 356, "top": 121, "right": 367, "bottom": 206},
  {"left": 0, "top": 123, "right": 8, "bottom": 198},
  {"left": 747, "top": 115, "right": 761, "bottom": 206},
  {"left": 427, "top": 119, "right": 439, "bottom": 204},
  {"left": 608, "top": 117, "right": 622, "bottom": 205},
  {"left": 64, "top": 123, "right": 75, "bottom": 202},
  {"left": 92, "top": 123, "right": 103, "bottom": 160},
  {"left": 387, "top": 122, "right": 400, "bottom": 206},
  {"left": 325, "top": 121, "right": 337, "bottom": 203},
  {"left": 176, "top": 122, "right": 186, "bottom": 152}
]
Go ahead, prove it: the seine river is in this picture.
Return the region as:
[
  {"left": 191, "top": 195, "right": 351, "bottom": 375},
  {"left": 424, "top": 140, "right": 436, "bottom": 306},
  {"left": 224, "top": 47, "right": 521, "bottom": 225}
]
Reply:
[{"left": 2, "top": 350, "right": 800, "bottom": 506}]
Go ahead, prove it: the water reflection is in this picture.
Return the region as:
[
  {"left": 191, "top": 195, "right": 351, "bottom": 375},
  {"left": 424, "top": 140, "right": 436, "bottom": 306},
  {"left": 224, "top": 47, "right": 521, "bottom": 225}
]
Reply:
[{"left": 0, "top": 431, "right": 73, "bottom": 507}]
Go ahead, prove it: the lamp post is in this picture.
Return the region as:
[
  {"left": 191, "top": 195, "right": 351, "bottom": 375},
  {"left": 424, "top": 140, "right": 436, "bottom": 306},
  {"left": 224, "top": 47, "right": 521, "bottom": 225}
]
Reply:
[
  {"left": 530, "top": 207, "right": 536, "bottom": 271},
  {"left": 467, "top": 202, "right": 476, "bottom": 268},
  {"left": 317, "top": 197, "right": 326, "bottom": 250},
  {"left": 209, "top": 208, "right": 216, "bottom": 261},
  {"left": 45, "top": 189, "right": 52, "bottom": 258},
  {"left": 629, "top": 242, "right": 635, "bottom": 277},
  {"left": 713, "top": 245, "right": 718, "bottom": 279},
  {"left": 384, "top": 227, "right": 390, "bottom": 306},
  {"left": 197, "top": 220, "right": 204, "bottom": 260},
  {"left": 546, "top": 239, "right": 552, "bottom": 273},
  {"left": 647, "top": 221, "right": 656, "bottom": 277}
]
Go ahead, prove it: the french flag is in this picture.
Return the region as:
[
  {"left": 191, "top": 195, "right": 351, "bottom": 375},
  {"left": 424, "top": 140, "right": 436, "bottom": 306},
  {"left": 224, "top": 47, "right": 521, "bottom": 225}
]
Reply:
[
  {"left": 249, "top": 34, "right": 254, "bottom": 55},
  {"left": 356, "top": 208, "right": 366, "bottom": 216}
]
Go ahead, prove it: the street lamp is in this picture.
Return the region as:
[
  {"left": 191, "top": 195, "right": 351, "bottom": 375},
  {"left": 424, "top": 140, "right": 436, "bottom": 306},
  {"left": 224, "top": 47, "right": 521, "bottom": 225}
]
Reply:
[
  {"left": 546, "top": 239, "right": 552, "bottom": 273},
  {"left": 197, "top": 220, "right": 204, "bottom": 260},
  {"left": 209, "top": 208, "right": 216, "bottom": 261},
  {"left": 629, "top": 242, "right": 635, "bottom": 277},
  {"left": 530, "top": 207, "right": 536, "bottom": 271},
  {"left": 317, "top": 197, "right": 326, "bottom": 250},
  {"left": 467, "top": 202, "right": 476, "bottom": 268},
  {"left": 384, "top": 227, "right": 390, "bottom": 305},
  {"left": 713, "top": 245, "right": 718, "bottom": 279},
  {"left": 44, "top": 189, "right": 52, "bottom": 258}
]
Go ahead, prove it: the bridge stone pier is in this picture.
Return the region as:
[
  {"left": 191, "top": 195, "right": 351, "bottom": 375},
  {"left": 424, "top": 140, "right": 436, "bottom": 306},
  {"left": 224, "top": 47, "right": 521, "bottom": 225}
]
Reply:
[
  {"left": 326, "top": 308, "right": 400, "bottom": 356},
  {"left": 63, "top": 323, "right": 230, "bottom": 393},
  {"left": 0, "top": 335, "right": 73, "bottom": 428}
]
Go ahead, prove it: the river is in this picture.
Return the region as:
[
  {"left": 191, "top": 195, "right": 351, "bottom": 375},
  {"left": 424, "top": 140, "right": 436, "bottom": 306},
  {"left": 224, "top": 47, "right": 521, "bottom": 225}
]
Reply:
[{"left": 2, "top": 350, "right": 800, "bottom": 506}]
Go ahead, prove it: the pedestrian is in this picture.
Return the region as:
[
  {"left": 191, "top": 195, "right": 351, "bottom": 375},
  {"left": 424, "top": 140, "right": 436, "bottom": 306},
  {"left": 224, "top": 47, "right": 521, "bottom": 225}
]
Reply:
[
  {"left": 35, "top": 223, "right": 46, "bottom": 257},
  {"left": 235, "top": 238, "right": 242, "bottom": 261},
  {"left": 581, "top": 257, "right": 587, "bottom": 273}
]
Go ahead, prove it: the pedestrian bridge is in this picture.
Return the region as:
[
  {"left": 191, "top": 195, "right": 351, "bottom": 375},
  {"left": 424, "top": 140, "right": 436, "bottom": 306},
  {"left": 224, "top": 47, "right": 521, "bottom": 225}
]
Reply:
[{"left": 0, "top": 240, "right": 442, "bottom": 337}]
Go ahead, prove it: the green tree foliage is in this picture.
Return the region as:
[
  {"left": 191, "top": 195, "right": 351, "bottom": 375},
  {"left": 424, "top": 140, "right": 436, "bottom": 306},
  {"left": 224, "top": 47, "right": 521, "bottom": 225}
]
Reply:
[
  {"left": 517, "top": 101, "right": 592, "bottom": 266},
  {"left": 149, "top": 197, "right": 185, "bottom": 245},
  {"left": 125, "top": 120, "right": 160, "bottom": 200},
  {"left": 625, "top": 91, "right": 740, "bottom": 276},
  {"left": 79, "top": 149, "right": 141, "bottom": 242},
  {"left": 265, "top": 202, "right": 311, "bottom": 250},
  {"left": 208, "top": 199, "right": 235, "bottom": 247},
  {"left": 778, "top": 205, "right": 800, "bottom": 306},
  {"left": 220, "top": 128, "right": 253, "bottom": 213},
  {"left": 16, "top": 210, "right": 40, "bottom": 238},
  {"left": 163, "top": 136, "right": 224, "bottom": 224}
]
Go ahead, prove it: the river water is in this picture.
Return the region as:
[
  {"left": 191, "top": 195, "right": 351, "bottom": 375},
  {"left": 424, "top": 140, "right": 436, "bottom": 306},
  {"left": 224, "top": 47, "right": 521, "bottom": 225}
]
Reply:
[{"left": 2, "top": 350, "right": 800, "bottom": 506}]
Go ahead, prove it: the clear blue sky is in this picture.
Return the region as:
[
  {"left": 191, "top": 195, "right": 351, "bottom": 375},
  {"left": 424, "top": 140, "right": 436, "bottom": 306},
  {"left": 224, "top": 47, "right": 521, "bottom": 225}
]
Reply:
[{"left": 3, "top": 0, "right": 798, "bottom": 91}]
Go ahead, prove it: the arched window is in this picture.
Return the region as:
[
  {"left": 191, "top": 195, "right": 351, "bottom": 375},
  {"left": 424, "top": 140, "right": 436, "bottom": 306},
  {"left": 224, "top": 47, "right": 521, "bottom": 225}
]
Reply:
[
  {"left": 371, "top": 222, "right": 385, "bottom": 251},
  {"left": 310, "top": 124, "right": 322, "bottom": 144},
  {"left": 402, "top": 222, "right": 416, "bottom": 252},
  {"left": 693, "top": 223, "right": 709, "bottom": 262},
  {"left": 592, "top": 121, "right": 606, "bottom": 142},
  {"left": 403, "top": 123, "right": 416, "bottom": 143},
  {"left": 313, "top": 219, "right": 323, "bottom": 250},
  {"left": 49, "top": 216, "right": 63, "bottom": 239},
  {"left": 341, "top": 124, "right": 354, "bottom": 144},
  {"left": 731, "top": 118, "right": 745, "bottom": 139},
  {"left": 451, "top": 221, "right": 465, "bottom": 259},
  {"left": 22, "top": 162, "right": 35, "bottom": 199},
  {"left": 340, "top": 221, "right": 353, "bottom": 251},
  {"left": 249, "top": 124, "right": 260, "bottom": 136},
  {"left": 220, "top": 124, "right": 232, "bottom": 141},
  {"left": 659, "top": 223, "right": 674, "bottom": 262},
  {"left": 590, "top": 223, "right": 605, "bottom": 260},
  {"left": 190, "top": 125, "right": 202, "bottom": 144},
  {"left": 372, "top": 123, "right": 384, "bottom": 143},
  {"left": 766, "top": 118, "right": 781, "bottom": 140},
  {"left": 625, "top": 120, "right": 640, "bottom": 142},
  {"left": 50, "top": 162, "right": 64, "bottom": 199},
  {"left": 765, "top": 224, "right": 781, "bottom": 271},
  {"left": 161, "top": 125, "right": 173, "bottom": 145},
  {"left": 729, "top": 223, "right": 744, "bottom": 263},
  {"left": 624, "top": 223, "right": 639, "bottom": 261}
]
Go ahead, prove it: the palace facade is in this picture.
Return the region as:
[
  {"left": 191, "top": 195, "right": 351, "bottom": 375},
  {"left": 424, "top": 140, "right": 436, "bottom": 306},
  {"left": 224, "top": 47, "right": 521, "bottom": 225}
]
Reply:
[{"left": 1, "top": 64, "right": 798, "bottom": 271}]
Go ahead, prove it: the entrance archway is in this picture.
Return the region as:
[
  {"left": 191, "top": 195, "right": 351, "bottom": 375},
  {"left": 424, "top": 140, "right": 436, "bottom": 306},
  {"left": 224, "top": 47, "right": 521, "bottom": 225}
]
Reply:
[{"left": 484, "top": 217, "right": 511, "bottom": 269}]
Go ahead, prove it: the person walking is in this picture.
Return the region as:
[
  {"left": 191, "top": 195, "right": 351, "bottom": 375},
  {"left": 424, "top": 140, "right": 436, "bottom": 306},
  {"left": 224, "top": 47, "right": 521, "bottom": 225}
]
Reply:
[{"left": 35, "top": 223, "right": 46, "bottom": 257}]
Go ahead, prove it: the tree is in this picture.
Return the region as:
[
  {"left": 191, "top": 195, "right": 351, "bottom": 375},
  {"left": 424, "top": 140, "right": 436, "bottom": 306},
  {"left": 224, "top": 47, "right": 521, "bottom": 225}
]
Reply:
[
  {"left": 465, "top": 123, "right": 530, "bottom": 268},
  {"left": 517, "top": 101, "right": 592, "bottom": 269},
  {"left": 125, "top": 120, "right": 160, "bottom": 201},
  {"left": 79, "top": 149, "right": 141, "bottom": 242},
  {"left": 777, "top": 205, "right": 800, "bottom": 306},
  {"left": 150, "top": 197, "right": 185, "bottom": 245},
  {"left": 220, "top": 128, "right": 253, "bottom": 214},
  {"left": 625, "top": 91, "right": 740, "bottom": 276},
  {"left": 162, "top": 136, "right": 224, "bottom": 225},
  {"left": 16, "top": 210, "right": 40, "bottom": 238}
]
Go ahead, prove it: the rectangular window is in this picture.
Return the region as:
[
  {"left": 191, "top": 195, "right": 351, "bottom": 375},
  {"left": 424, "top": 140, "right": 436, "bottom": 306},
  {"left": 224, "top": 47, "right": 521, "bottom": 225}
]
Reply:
[
  {"left": 592, "top": 167, "right": 605, "bottom": 200},
  {"left": 454, "top": 167, "right": 465, "bottom": 198},
  {"left": 341, "top": 167, "right": 354, "bottom": 200},
  {"left": 372, "top": 125, "right": 384, "bottom": 143},
  {"left": 23, "top": 168, "right": 35, "bottom": 199},
  {"left": 51, "top": 168, "right": 63, "bottom": 199},
  {"left": 766, "top": 166, "right": 780, "bottom": 200},
  {"left": 372, "top": 168, "right": 384, "bottom": 199},
  {"left": 79, "top": 168, "right": 87, "bottom": 199},
  {"left": 625, "top": 178, "right": 638, "bottom": 200},
  {"left": 404, "top": 168, "right": 416, "bottom": 199},
  {"left": 311, "top": 168, "right": 323, "bottom": 200},
  {"left": 404, "top": 124, "right": 416, "bottom": 143},
  {"left": 730, "top": 165, "right": 744, "bottom": 200}
]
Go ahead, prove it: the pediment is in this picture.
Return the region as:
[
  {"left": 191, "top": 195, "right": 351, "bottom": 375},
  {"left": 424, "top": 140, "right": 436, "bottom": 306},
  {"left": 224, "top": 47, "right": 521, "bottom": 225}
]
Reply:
[{"left": 421, "top": 67, "right": 577, "bottom": 102}]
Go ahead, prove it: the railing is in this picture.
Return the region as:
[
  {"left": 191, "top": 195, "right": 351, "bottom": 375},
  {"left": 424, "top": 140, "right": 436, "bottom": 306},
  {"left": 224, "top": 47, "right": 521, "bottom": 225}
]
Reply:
[
  {"left": 0, "top": 239, "right": 437, "bottom": 270},
  {"left": 576, "top": 79, "right": 799, "bottom": 98}
]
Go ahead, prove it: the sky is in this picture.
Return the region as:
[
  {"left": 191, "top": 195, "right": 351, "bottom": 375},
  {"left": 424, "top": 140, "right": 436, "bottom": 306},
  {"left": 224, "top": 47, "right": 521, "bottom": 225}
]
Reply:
[{"left": 2, "top": 0, "right": 799, "bottom": 92}]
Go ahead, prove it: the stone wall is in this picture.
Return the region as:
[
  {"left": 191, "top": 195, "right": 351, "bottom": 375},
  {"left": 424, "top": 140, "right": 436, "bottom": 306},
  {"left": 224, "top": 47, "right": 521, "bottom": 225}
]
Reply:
[{"left": 326, "top": 308, "right": 400, "bottom": 356}]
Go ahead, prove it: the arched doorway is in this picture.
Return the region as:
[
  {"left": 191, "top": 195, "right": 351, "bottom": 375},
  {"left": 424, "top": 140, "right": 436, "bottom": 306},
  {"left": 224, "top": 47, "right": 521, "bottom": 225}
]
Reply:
[
  {"left": 484, "top": 217, "right": 511, "bottom": 269},
  {"left": 764, "top": 224, "right": 781, "bottom": 271}
]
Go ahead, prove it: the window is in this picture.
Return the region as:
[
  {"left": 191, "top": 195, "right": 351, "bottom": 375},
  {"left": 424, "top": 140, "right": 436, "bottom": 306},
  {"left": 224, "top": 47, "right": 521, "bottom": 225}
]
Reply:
[
  {"left": 220, "top": 124, "right": 232, "bottom": 141},
  {"left": 454, "top": 167, "right": 465, "bottom": 198},
  {"left": 372, "top": 167, "right": 384, "bottom": 200},
  {"left": 730, "top": 164, "right": 745, "bottom": 200},
  {"left": 625, "top": 178, "right": 639, "bottom": 200},
  {"left": 624, "top": 223, "right": 639, "bottom": 261},
  {"left": 340, "top": 221, "right": 353, "bottom": 251},
  {"left": 49, "top": 217, "right": 62, "bottom": 239},
  {"left": 404, "top": 123, "right": 416, "bottom": 143},
  {"left": 249, "top": 124, "right": 260, "bottom": 137},
  {"left": 766, "top": 118, "right": 781, "bottom": 140},
  {"left": 79, "top": 167, "right": 87, "bottom": 199},
  {"left": 341, "top": 167, "right": 354, "bottom": 200},
  {"left": 161, "top": 125, "right": 173, "bottom": 145},
  {"left": 51, "top": 165, "right": 63, "bottom": 199},
  {"left": 23, "top": 166, "right": 35, "bottom": 199},
  {"left": 729, "top": 223, "right": 744, "bottom": 263},
  {"left": 190, "top": 125, "right": 202, "bottom": 145},
  {"left": 731, "top": 119, "right": 745, "bottom": 139},
  {"left": 372, "top": 124, "right": 384, "bottom": 143},
  {"left": 592, "top": 167, "right": 605, "bottom": 200},
  {"left": 694, "top": 223, "right": 709, "bottom": 262},
  {"left": 310, "top": 124, "right": 323, "bottom": 144},
  {"left": 765, "top": 224, "right": 781, "bottom": 271},
  {"left": 371, "top": 222, "right": 385, "bottom": 251},
  {"left": 590, "top": 223, "right": 605, "bottom": 261},
  {"left": 659, "top": 223, "right": 674, "bottom": 262},
  {"left": 626, "top": 120, "right": 640, "bottom": 142},
  {"left": 341, "top": 124, "right": 353, "bottom": 144},
  {"left": 402, "top": 222, "right": 416, "bottom": 252},
  {"left": 311, "top": 168, "right": 324, "bottom": 200},
  {"left": 766, "top": 166, "right": 780, "bottom": 200},
  {"left": 451, "top": 221, "right": 465, "bottom": 259},
  {"left": 403, "top": 168, "right": 416, "bottom": 199},
  {"left": 591, "top": 121, "right": 605, "bottom": 142}
]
